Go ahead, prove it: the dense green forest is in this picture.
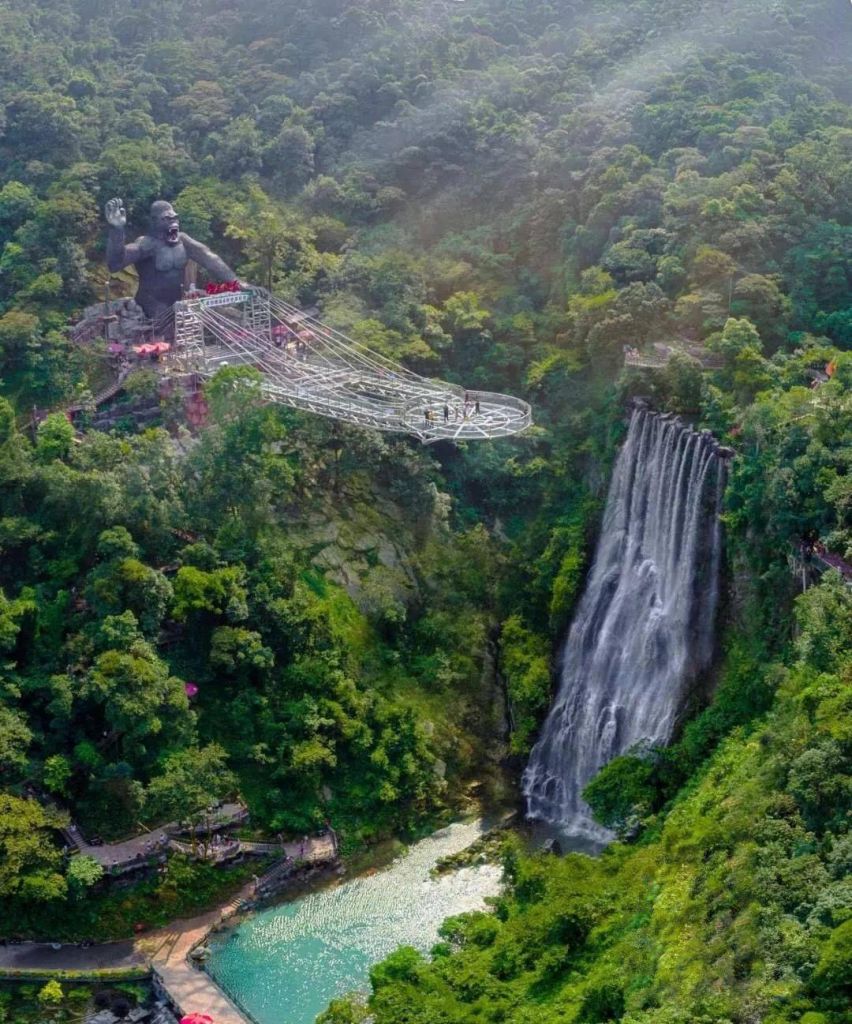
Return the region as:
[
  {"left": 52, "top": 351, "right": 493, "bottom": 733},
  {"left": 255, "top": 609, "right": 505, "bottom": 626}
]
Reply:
[{"left": 0, "top": 0, "right": 850, "bottom": 1021}]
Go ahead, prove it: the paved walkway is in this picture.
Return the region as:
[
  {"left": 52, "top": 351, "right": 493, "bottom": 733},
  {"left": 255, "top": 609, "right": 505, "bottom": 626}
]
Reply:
[
  {"left": 0, "top": 940, "right": 144, "bottom": 972},
  {"left": 266, "top": 831, "right": 337, "bottom": 863},
  {"left": 142, "top": 882, "right": 254, "bottom": 968},
  {"left": 155, "top": 965, "right": 250, "bottom": 1024},
  {"left": 66, "top": 803, "right": 247, "bottom": 869},
  {"left": 67, "top": 826, "right": 171, "bottom": 869}
]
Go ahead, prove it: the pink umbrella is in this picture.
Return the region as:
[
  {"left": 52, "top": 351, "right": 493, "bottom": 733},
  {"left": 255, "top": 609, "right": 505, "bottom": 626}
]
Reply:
[
  {"left": 184, "top": 682, "right": 199, "bottom": 698},
  {"left": 180, "top": 1016, "right": 214, "bottom": 1024}
]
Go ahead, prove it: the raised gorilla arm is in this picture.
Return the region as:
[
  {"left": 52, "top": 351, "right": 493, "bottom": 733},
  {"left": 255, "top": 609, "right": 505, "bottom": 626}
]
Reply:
[
  {"left": 104, "top": 197, "right": 147, "bottom": 271},
  {"left": 181, "top": 234, "right": 239, "bottom": 284},
  {"left": 104, "top": 197, "right": 247, "bottom": 317}
]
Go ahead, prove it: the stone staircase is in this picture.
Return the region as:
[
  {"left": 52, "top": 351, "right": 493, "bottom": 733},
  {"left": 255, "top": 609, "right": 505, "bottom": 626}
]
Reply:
[
  {"left": 254, "top": 857, "right": 295, "bottom": 897},
  {"left": 219, "top": 892, "right": 248, "bottom": 918},
  {"left": 68, "top": 367, "right": 131, "bottom": 414}
]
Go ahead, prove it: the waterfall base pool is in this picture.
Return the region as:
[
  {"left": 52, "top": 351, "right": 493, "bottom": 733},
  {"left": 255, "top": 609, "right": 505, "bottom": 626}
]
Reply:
[{"left": 207, "top": 820, "right": 503, "bottom": 1024}]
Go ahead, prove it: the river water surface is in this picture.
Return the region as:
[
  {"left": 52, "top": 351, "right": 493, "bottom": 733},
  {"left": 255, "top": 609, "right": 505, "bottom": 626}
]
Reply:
[{"left": 207, "top": 820, "right": 503, "bottom": 1024}]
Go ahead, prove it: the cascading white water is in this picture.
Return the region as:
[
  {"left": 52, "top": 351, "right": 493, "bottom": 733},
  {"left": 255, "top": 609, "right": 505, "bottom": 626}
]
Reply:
[{"left": 523, "top": 406, "right": 726, "bottom": 845}]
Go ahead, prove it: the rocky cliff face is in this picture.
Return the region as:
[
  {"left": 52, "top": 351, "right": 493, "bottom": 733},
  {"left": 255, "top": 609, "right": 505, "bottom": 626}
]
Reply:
[{"left": 296, "top": 493, "right": 419, "bottom": 601}]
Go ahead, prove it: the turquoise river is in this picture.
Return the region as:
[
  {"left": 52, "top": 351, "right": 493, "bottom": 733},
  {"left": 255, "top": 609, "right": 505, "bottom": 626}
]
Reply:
[{"left": 207, "top": 820, "right": 503, "bottom": 1024}]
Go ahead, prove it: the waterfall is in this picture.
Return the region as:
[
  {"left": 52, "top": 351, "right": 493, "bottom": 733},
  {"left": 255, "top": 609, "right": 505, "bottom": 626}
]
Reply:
[{"left": 523, "top": 407, "right": 726, "bottom": 845}]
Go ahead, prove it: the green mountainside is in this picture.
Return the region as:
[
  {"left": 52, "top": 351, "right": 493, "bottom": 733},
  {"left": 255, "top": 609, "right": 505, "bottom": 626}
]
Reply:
[{"left": 0, "top": 1, "right": 850, "bottom": 1021}]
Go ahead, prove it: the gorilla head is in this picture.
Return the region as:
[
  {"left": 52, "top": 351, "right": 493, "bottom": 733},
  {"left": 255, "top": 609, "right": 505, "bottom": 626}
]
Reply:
[{"left": 149, "top": 200, "right": 180, "bottom": 245}]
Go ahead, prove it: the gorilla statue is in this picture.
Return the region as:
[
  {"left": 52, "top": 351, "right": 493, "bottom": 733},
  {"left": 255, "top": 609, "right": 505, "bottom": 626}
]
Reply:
[{"left": 105, "top": 197, "right": 241, "bottom": 320}]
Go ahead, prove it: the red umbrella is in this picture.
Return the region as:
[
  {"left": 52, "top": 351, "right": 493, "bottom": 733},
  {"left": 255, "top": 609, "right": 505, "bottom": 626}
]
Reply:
[{"left": 180, "top": 1016, "right": 214, "bottom": 1024}]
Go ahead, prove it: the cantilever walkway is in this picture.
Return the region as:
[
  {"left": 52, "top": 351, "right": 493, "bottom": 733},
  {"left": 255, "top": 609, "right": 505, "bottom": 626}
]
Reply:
[{"left": 169, "top": 288, "right": 532, "bottom": 444}]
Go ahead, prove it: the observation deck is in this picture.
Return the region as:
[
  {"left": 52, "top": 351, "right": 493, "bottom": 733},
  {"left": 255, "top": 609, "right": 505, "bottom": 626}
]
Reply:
[{"left": 165, "top": 288, "right": 531, "bottom": 443}]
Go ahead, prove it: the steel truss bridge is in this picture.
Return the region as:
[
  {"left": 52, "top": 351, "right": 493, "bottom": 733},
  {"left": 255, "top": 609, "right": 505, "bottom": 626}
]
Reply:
[{"left": 167, "top": 288, "right": 531, "bottom": 443}]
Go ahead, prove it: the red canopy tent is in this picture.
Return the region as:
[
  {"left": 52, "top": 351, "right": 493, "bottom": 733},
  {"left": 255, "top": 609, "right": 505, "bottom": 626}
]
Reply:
[{"left": 133, "top": 341, "right": 171, "bottom": 357}]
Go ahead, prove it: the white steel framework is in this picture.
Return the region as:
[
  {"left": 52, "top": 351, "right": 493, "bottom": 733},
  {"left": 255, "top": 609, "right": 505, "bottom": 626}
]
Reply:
[{"left": 168, "top": 288, "right": 532, "bottom": 443}]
